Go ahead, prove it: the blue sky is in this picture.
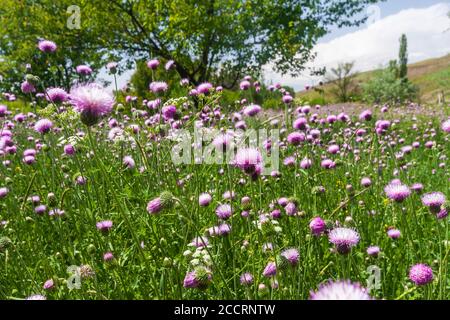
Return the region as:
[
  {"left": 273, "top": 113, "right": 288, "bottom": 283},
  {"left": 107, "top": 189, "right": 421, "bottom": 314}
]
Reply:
[{"left": 105, "top": 0, "right": 450, "bottom": 92}]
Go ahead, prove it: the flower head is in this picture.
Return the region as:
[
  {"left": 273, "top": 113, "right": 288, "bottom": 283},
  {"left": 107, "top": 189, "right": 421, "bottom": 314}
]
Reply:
[
  {"left": 328, "top": 227, "right": 360, "bottom": 254},
  {"left": 309, "top": 280, "right": 373, "bottom": 300},
  {"left": 46, "top": 87, "right": 68, "bottom": 103},
  {"left": 215, "top": 204, "right": 232, "bottom": 220},
  {"left": 149, "top": 81, "right": 168, "bottom": 93},
  {"left": 384, "top": 182, "right": 411, "bottom": 202},
  {"left": 421, "top": 192, "right": 446, "bottom": 213},
  {"left": 280, "top": 248, "right": 300, "bottom": 266},
  {"left": 76, "top": 65, "right": 92, "bottom": 75},
  {"left": 70, "top": 83, "right": 115, "bottom": 125},
  {"left": 34, "top": 119, "right": 53, "bottom": 134},
  {"left": 409, "top": 264, "right": 433, "bottom": 286},
  {"left": 38, "top": 40, "right": 57, "bottom": 53}
]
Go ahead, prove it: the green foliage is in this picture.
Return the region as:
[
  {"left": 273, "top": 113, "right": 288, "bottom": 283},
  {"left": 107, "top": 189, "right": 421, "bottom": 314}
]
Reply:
[
  {"left": 362, "top": 68, "right": 418, "bottom": 104},
  {"left": 326, "top": 62, "right": 358, "bottom": 103},
  {"left": 1, "top": 0, "right": 385, "bottom": 91}
]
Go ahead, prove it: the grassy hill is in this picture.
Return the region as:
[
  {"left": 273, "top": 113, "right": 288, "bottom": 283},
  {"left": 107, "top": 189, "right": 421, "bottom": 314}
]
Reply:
[{"left": 296, "top": 54, "right": 450, "bottom": 105}]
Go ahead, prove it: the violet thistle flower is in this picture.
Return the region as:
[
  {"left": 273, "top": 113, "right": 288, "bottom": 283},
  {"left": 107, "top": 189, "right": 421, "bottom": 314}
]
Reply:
[
  {"left": 149, "top": 81, "right": 169, "bottom": 93},
  {"left": 309, "top": 280, "right": 373, "bottom": 300},
  {"left": 70, "top": 83, "right": 115, "bottom": 126},
  {"left": 280, "top": 248, "right": 300, "bottom": 266},
  {"left": 366, "top": 246, "right": 380, "bottom": 257},
  {"left": 409, "top": 264, "right": 433, "bottom": 286},
  {"left": 441, "top": 119, "right": 450, "bottom": 133},
  {"left": 309, "top": 216, "right": 326, "bottom": 236},
  {"left": 240, "top": 272, "right": 253, "bottom": 286},
  {"left": 34, "top": 119, "right": 53, "bottom": 134},
  {"left": 165, "top": 60, "right": 175, "bottom": 71},
  {"left": 421, "top": 192, "right": 446, "bottom": 214},
  {"left": 199, "top": 193, "right": 212, "bottom": 207},
  {"left": 38, "top": 40, "right": 57, "bottom": 53},
  {"left": 328, "top": 227, "right": 360, "bottom": 254},
  {"left": 46, "top": 87, "right": 68, "bottom": 103},
  {"left": 387, "top": 228, "right": 401, "bottom": 239},
  {"left": 147, "top": 59, "right": 160, "bottom": 69},
  {"left": 197, "top": 82, "right": 213, "bottom": 94},
  {"left": 76, "top": 65, "right": 93, "bottom": 75},
  {"left": 43, "top": 279, "right": 54, "bottom": 290},
  {"left": 384, "top": 182, "right": 411, "bottom": 202},
  {"left": 234, "top": 148, "right": 262, "bottom": 175},
  {"left": 215, "top": 204, "right": 232, "bottom": 220},
  {"left": 0, "top": 187, "right": 9, "bottom": 199},
  {"left": 243, "top": 104, "right": 262, "bottom": 117},
  {"left": 96, "top": 220, "right": 113, "bottom": 233},
  {"left": 262, "top": 262, "right": 277, "bottom": 277},
  {"left": 21, "top": 81, "right": 36, "bottom": 94},
  {"left": 147, "top": 191, "right": 175, "bottom": 214}
]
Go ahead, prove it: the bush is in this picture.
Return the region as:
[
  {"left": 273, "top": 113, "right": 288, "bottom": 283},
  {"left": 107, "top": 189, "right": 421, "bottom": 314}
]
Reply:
[{"left": 362, "top": 68, "right": 418, "bottom": 105}]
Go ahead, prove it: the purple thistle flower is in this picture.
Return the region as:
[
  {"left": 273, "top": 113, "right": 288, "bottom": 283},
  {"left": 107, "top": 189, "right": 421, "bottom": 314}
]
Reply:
[
  {"left": 35, "top": 205, "right": 47, "bottom": 215},
  {"left": 309, "top": 280, "right": 373, "bottom": 300},
  {"left": 76, "top": 65, "right": 92, "bottom": 75},
  {"left": 21, "top": 81, "right": 36, "bottom": 94},
  {"left": 34, "top": 119, "right": 53, "bottom": 134},
  {"left": 421, "top": 192, "right": 446, "bottom": 213},
  {"left": 149, "top": 81, "right": 168, "bottom": 93},
  {"left": 409, "top": 264, "right": 433, "bottom": 286},
  {"left": 70, "top": 83, "right": 115, "bottom": 125},
  {"left": 361, "top": 177, "right": 372, "bottom": 187},
  {"left": 328, "top": 227, "right": 360, "bottom": 254},
  {"left": 287, "top": 132, "right": 304, "bottom": 145},
  {"left": 43, "top": 279, "right": 54, "bottom": 290},
  {"left": 199, "top": 193, "right": 212, "bottom": 207},
  {"left": 240, "top": 80, "right": 251, "bottom": 90},
  {"left": 123, "top": 156, "right": 135, "bottom": 169},
  {"left": 262, "top": 262, "right": 277, "bottom": 277},
  {"left": 0, "top": 187, "right": 9, "bottom": 198},
  {"left": 240, "top": 272, "right": 253, "bottom": 286},
  {"left": 281, "top": 248, "right": 300, "bottom": 266},
  {"left": 46, "top": 87, "right": 68, "bottom": 103},
  {"left": 384, "top": 182, "right": 411, "bottom": 202},
  {"left": 293, "top": 117, "right": 308, "bottom": 130},
  {"left": 243, "top": 104, "right": 262, "bottom": 117},
  {"left": 38, "top": 40, "right": 57, "bottom": 53},
  {"left": 215, "top": 204, "right": 232, "bottom": 220},
  {"left": 147, "top": 197, "right": 163, "bottom": 214},
  {"left": 103, "top": 252, "right": 114, "bottom": 262},
  {"left": 64, "top": 144, "right": 75, "bottom": 156},
  {"left": 96, "top": 220, "right": 113, "bottom": 232},
  {"left": 147, "top": 59, "right": 160, "bottom": 69},
  {"left": 441, "top": 119, "right": 450, "bottom": 133},
  {"left": 387, "top": 228, "right": 401, "bottom": 239},
  {"left": 197, "top": 82, "right": 213, "bottom": 94},
  {"left": 309, "top": 216, "right": 326, "bottom": 236},
  {"left": 189, "top": 236, "right": 209, "bottom": 248},
  {"left": 366, "top": 246, "right": 380, "bottom": 257},
  {"left": 234, "top": 148, "right": 262, "bottom": 175},
  {"left": 359, "top": 110, "right": 372, "bottom": 121}
]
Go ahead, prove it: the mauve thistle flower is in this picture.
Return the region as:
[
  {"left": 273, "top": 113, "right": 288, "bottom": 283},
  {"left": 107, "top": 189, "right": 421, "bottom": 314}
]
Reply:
[
  {"left": 183, "top": 267, "right": 212, "bottom": 289},
  {"left": 197, "top": 82, "right": 213, "bottom": 94},
  {"left": 149, "top": 81, "right": 168, "bottom": 93},
  {"left": 441, "top": 119, "right": 450, "bottom": 133},
  {"left": 300, "top": 158, "right": 312, "bottom": 169},
  {"left": 366, "top": 246, "right": 380, "bottom": 257},
  {"left": 38, "top": 40, "right": 57, "bottom": 53},
  {"left": 35, "top": 205, "right": 47, "bottom": 215},
  {"left": 243, "top": 104, "right": 262, "bottom": 117},
  {"left": 123, "top": 156, "right": 135, "bottom": 169},
  {"left": 361, "top": 177, "right": 372, "bottom": 187},
  {"left": 189, "top": 236, "right": 209, "bottom": 248},
  {"left": 262, "top": 262, "right": 277, "bottom": 277},
  {"left": 285, "top": 202, "right": 297, "bottom": 216},
  {"left": 76, "top": 65, "right": 92, "bottom": 75},
  {"left": 411, "top": 183, "right": 424, "bottom": 193},
  {"left": 421, "top": 192, "right": 446, "bottom": 213},
  {"left": 21, "top": 81, "right": 36, "bottom": 94},
  {"left": 199, "top": 193, "right": 212, "bottom": 207},
  {"left": 215, "top": 204, "right": 232, "bottom": 220},
  {"left": 64, "top": 144, "right": 75, "bottom": 156},
  {"left": 282, "top": 94, "right": 293, "bottom": 104},
  {"left": 287, "top": 132, "right": 304, "bottom": 145},
  {"left": 384, "top": 182, "right": 410, "bottom": 202},
  {"left": 0, "top": 187, "right": 9, "bottom": 198},
  {"left": 293, "top": 117, "right": 308, "bottom": 130},
  {"left": 46, "top": 87, "right": 68, "bottom": 103},
  {"left": 34, "top": 119, "right": 53, "bottom": 134},
  {"left": 234, "top": 148, "right": 262, "bottom": 175},
  {"left": 70, "top": 83, "right": 115, "bottom": 126},
  {"left": 437, "top": 207, "right": 448, "bottom": 219},
  {"left": 328, "top": 227, "right": 360, "bottom": 254},
  {"left": 240, "top": 272, "right": 253, "bottom": 286},
  {"left": 309, "top": 216, "right": 326, "bottom": 236},
  {"left": 147, "top": 59, "right": 160, "bottom": 69},
  {"left": 280, "top": 248, "right": 300, "bottom": 266},
  {"left": 240, "top": 80, "right": 251, "bottom": 90},
  {"left": 0, "top": 105, "right": 7, "bottom": 117},
  {"left": 309, "top": 280, "right": 373, "bottom": 300},
  {"left": 107, "top": 62, "right": 118, "bottom": 74},
  {"left": 96, "top": 220, "right": 113, "bottom": 233},
  {"left": 359, "top": 110, "right": 372, "bottom": 121},
  {"left": 165, "top": 60, "right": 175, "bottom": 71},
  {"left": 387, "top": 228, "right": 401, "bottom": 239},
  {"left": 103, "top": 252, "right": 114, "bottom": 262},
  {"left": 409, "top": 264, "right": 433, "bottom": 286},
  {"left": 43, "top": 279, "right": 54, "bottom": 290}
]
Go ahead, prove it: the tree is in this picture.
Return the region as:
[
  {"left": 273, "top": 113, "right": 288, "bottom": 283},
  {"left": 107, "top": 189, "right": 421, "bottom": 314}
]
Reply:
[
  {"left": 326, "top": 62, "right": 358, "bottom": 102},
  {"left": 0, "top": 0, "right": 117, "bottom": 94},
  {"left": 1, "top": 0, "right": 385, "bottom": 91},
  {"left": 398, "top": 34, "right": 408, "bottom": 81}
]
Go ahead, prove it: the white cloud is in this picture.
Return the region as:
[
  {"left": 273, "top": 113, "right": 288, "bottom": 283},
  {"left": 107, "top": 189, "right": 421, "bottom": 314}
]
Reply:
[{"left": 264, "top": 2, "right": 450, "bottom": 91}]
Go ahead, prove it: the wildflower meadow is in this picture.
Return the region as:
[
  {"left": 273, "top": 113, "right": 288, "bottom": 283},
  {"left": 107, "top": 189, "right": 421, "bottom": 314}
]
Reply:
[{"left": 0, "top": 1, "right": 449, "bottom": 303}]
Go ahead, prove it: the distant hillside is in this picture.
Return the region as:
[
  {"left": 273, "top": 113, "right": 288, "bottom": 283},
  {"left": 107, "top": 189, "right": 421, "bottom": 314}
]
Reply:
[{"left": 296, "top": 54, "right": 450, "bottom": 105}]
